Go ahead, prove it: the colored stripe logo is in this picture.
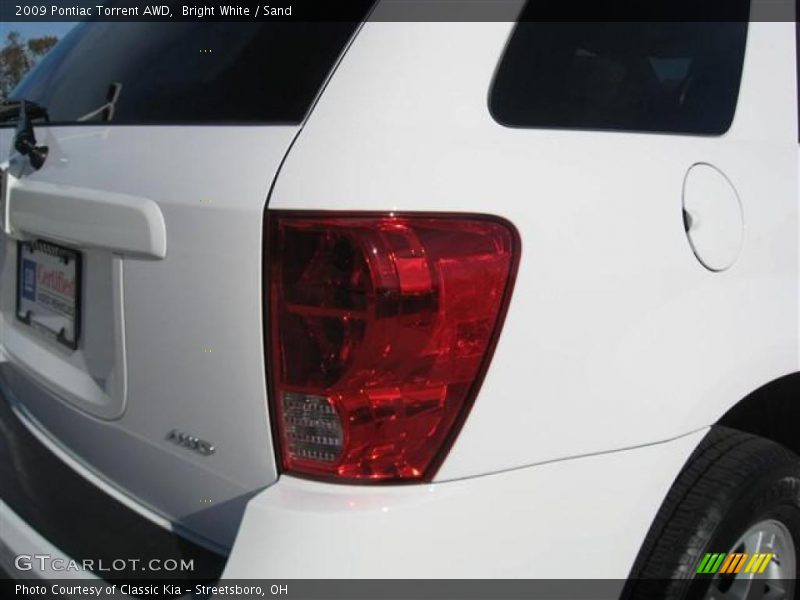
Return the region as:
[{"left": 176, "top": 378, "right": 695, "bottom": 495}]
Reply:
[{"left": 696, "top": 552, "right": 773, "bottom": 574}]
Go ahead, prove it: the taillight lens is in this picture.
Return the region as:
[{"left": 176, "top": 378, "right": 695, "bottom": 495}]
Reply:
[{"left": 267, "top": 212, "right": 518, "bottom": 482}]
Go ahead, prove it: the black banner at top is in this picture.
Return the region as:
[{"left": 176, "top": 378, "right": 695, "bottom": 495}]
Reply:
[{"left": 0, "top": 0, "right": 795, "bottom": 23}]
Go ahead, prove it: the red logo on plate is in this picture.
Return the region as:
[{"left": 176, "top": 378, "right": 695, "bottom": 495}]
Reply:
[{"left": 38, "top": 268, "right": 75, "bottom": 297}]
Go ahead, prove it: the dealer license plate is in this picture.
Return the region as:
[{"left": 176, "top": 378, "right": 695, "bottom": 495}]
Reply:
[{"left": 16, "top": 240, "right": 82, "bottom": 350}]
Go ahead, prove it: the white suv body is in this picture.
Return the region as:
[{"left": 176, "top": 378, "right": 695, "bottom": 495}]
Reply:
[{"left": 0, "top": 3, "right": 798, "bottom": 590}]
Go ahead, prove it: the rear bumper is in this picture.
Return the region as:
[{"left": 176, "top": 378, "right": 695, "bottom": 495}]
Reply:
[
  {"left": 223, "top": 429, "right": 707, "bottom": 579},
  {"left": 0, "top": 389, "right": 226, "bottom": 581},
  {"left": 0, "top": 366, "right": 707, "bottom": 580},
  {"left": 0, "top": 498, "right": 100, "bottom": 581}
]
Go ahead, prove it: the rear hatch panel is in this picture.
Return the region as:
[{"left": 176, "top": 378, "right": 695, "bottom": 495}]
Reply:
[
  {"left": 0, "top": 125, "right": 294, "bottom": 549},
  {"left": 0, "top": 19, "right": 367, "bottom": 550}
]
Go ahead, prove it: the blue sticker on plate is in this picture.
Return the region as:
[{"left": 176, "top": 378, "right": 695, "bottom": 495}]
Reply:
[{"left": 21, "top": 258, "right": 36, "bottom": 301}]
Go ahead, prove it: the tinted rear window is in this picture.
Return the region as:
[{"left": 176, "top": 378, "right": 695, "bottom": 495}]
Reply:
[
  {"left": 10, "top": 19, "right": 368, "bottom": 125},
  {"left": 490, "top": 18, "right": 748, "bottom": 135}
]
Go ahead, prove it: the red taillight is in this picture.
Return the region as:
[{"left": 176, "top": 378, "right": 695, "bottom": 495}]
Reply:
[{"left": 267, "top": 212, "right": 518, "bottom": 482}]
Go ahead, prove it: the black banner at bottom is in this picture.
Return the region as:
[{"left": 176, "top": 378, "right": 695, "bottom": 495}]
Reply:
[{"left": 2, "top": 577, "right": 783, "bottom": 600}]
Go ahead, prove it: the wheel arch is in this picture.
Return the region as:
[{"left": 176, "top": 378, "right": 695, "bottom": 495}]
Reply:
[{"left": 716, "top": 372, "right": 800, "bottom": 457}]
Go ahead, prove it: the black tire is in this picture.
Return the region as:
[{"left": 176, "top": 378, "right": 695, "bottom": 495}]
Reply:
[{"left": 624, "top": 426, "right": 800, "bottom": 600}]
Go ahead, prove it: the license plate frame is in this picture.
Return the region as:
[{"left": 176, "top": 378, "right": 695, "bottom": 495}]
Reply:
[
  {"left": 16, "top": 239, "right": 82, "bottom": 350},
  {"left": 0, "top": 164, "right": 9, "bottom": 234}
]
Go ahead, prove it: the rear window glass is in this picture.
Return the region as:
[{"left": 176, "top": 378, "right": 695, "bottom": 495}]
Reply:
[
  {"left": 9, "top": 19, "right": 369, "bottom": 125},
  {"left": 490, "top": 17, "right": 749, "bottom": 135}
]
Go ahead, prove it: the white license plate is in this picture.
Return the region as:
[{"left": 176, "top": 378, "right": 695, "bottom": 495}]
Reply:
[{"left": 17, "top": 240, "right": 82, "bottom": 350}]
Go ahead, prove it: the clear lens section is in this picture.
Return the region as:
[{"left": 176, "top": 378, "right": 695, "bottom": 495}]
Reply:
[
  {"left": 281, "top": 392, "right": 344, "bottom": 464},
  {"left": 269, "top": 213, "right": 518, "bottom": 482}
]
